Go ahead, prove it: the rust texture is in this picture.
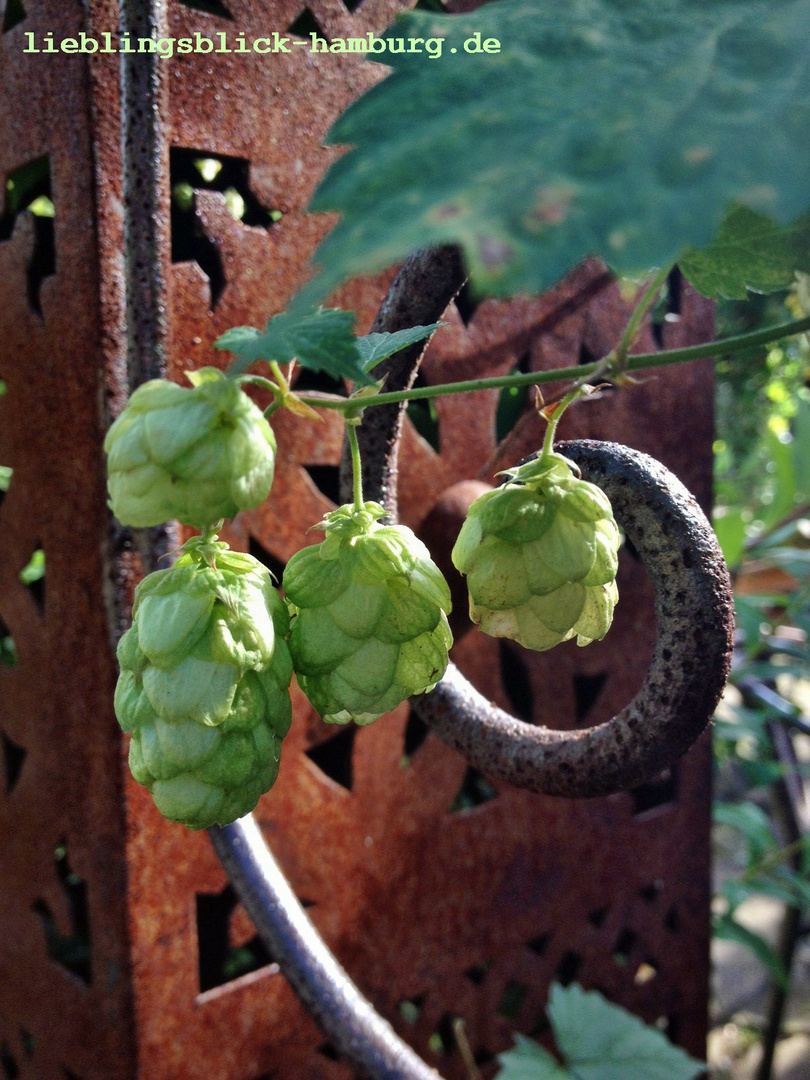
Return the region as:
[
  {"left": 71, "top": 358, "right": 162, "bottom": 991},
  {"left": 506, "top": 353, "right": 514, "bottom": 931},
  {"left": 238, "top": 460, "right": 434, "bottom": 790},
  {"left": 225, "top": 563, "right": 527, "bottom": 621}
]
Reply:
[
  {"left": 0, "top": 3, "right": 716, "bottom": 1080},
  {"left": 0, "top": 2, "right": 137, "bottom": 1078}
]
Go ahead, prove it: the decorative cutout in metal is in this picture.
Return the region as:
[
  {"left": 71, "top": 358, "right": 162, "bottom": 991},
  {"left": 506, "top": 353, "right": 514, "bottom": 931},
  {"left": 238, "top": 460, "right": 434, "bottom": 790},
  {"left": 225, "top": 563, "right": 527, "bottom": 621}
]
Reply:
[{"left": 0, "top": 2, "right": 717, "bottom": 1078}]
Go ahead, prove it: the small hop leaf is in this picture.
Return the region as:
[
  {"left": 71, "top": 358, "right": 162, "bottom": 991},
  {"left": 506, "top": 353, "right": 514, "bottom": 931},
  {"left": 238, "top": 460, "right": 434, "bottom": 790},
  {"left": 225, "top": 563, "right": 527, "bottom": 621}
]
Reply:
[
  {"left": 547, "top": 983, "right": 704, "bottom": 1080},
  {"left": 355, "top": 323, "right": 444, "bottom": 373},
  {"left": 497, "top": 984, "right": 704, "bottom": 1080},
  {"left": 680, "top": 205, "right": 810, "bottom": 300},
  {"left": 216, "top": 307, "right": 372, "bottom": 385}
]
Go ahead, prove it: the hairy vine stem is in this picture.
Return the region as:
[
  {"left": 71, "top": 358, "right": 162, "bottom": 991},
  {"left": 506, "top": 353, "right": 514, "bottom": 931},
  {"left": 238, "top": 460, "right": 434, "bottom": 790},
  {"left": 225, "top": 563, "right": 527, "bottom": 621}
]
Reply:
[{"left": 299, "top": 312, "right": 810, "bottom": 416}]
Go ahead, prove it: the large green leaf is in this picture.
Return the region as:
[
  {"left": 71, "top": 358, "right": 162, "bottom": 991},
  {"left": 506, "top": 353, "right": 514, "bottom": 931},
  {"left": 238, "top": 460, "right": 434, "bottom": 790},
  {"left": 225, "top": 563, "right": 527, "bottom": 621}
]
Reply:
[
  {"left": 547, "top": 983, "right": 704, "bottom": 1080},
  {"left": 300, "top": 0, "right": 810, "bottom": 303},
  {"left": 680, "top": 207, "right": 810, "bottom": 299}
]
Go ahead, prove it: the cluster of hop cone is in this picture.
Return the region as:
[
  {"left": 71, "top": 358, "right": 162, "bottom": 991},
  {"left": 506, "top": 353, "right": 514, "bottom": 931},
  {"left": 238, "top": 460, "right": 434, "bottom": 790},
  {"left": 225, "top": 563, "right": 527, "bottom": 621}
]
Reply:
[{"left": 106, "top": 370, "right": 620, "bottom": 829}]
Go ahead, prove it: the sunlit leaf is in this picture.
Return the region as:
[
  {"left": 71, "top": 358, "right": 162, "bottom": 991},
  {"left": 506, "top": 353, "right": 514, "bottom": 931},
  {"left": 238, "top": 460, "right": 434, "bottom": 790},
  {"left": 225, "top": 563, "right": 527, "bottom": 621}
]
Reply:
[
  {"left": 216, "top": 308, "right": 369, "bottom": 384},
  {"left": 680, "top": 207, "right": 810, "bottom": 299},
  {"left": 355, "top": 323, "right": 444, "bottom": 373}
]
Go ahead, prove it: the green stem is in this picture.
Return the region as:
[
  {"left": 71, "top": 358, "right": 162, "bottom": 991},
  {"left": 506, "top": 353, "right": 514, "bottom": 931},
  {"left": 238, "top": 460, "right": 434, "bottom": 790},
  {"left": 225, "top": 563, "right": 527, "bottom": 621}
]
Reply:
[
  {"left": 269, "top": 360, "right": 289, "bottom": 392},
  {"left": 613, "top": 263, "right": 674, "bottom": 369},
  {"left": 296, "top": 314, "right": 810, "bottom": 414},
  {"left": 541, "top": 410, "right": 558, "bottom": 460},
  {"left": 346, "top": 423, "right": 365, "bottom": 511},
  {"left": 237, "top": 374, "right": 281, "bottom": 395},
  {"left": 200, "top": 521, "right": 222, "bottom": 545},
  {"left": 539, "top": 384, "right": 587, "bottom": 461}
]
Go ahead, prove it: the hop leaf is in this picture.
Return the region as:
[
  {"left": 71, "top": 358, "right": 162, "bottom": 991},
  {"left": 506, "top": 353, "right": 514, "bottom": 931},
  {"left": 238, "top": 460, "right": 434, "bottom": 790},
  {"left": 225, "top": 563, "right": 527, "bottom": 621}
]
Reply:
[
  {"left": 104, "top": 367, "right": 276, "bottom": 529},
  {"left": 452, "top": 453, "right": 620, "bottom": 651},
  {"left": 283, "top": 502, "right": 452, "bottom": 726},
  {"left": 114, "top": 536, "right": 293, "bottom": 830}
]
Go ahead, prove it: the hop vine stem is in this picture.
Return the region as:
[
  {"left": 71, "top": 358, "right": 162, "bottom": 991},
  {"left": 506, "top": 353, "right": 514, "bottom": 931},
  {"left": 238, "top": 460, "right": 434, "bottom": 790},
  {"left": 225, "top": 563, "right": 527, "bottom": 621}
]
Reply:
[
  {"left": 346, "top": 422, "right": 365, "bottom": 510},
  {"left": 295, "top": 313, "right": 810, "bottom": 415},
  {"left": 612, "top": 262, "right": 674, "bottom": 371}
]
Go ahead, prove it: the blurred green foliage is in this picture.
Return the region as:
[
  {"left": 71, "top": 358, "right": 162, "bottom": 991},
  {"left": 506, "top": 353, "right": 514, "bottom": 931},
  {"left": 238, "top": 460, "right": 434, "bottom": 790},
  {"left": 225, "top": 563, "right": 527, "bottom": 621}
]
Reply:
[
  {"left": 711, "top": 280, "right": 810, "bottom": 1006},
  {"left": 713, "top": 288, "right": 810, "bottom": 568}
]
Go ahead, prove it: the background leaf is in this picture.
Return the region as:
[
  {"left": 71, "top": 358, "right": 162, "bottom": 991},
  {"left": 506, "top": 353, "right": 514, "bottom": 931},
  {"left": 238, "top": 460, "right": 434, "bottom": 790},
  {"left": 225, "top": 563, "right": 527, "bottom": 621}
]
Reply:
[
  {"left": 215, "top": 308, "right": 369, "bottom": 384},
  {"left": 713, "top": 800, "right": 777, "bottom": 861},
  {"left": 547, "top": 983, "right": 704, "bottom": 1080},
  {"left": 680, "top": 207, "right": 810, "bottom": 299},
  {"left": 301, "top": 0, "right": 810, "bottom": 303},
  {"left": 714, "top": 913, "right": 788, "bottom": 989},
  {"left": 496, "top": 1034, "right": 573, "bottom": 1080}
]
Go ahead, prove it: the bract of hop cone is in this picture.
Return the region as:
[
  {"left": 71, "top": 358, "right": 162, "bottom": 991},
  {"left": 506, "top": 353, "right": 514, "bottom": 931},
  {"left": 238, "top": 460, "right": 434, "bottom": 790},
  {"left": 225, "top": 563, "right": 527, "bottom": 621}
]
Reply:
[
  {"left": 114, "top": 536, "right": 293, "bottom": 830},
  {"left": 452, "top": 452, "right": 620, "bottom": 651},
  {"left": 104, "top": 367, "right": 276, "bottom": 529},
  {"left": 283, "top": 502, "right": 453, "bottom": 725}
]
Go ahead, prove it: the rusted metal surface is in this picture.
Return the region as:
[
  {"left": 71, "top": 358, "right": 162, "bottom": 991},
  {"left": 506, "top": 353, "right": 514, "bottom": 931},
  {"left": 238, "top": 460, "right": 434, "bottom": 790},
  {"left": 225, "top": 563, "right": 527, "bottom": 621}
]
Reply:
[
  {"left": 210, "top": 816, "right": 444, "bottom": 1080},
  {"left": 0, "top": 3, "right": 716, "bottom": 1080},
  {"left": 0, "top": 3, "right": 136, "bottom": 1078}
]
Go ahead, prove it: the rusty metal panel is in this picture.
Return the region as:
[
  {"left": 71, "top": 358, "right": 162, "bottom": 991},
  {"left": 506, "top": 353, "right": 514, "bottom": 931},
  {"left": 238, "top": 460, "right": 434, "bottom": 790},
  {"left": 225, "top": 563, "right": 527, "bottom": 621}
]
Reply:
[
  {"left": 0, "top": 2, "right": 136, "bottom": 1078},
  {"left": 0, "top": 2, "right": 713, "bottom": 1079}
]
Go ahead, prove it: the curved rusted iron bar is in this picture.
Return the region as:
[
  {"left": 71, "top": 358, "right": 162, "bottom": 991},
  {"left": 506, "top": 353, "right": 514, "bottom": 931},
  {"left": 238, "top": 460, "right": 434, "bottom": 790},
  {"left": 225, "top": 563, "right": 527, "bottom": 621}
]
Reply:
[
  {"left": 209, "top": 816, "right": 442, "bottom": 1080},
  {"left": 415, "top": 440, "right": 735, "bottom": 796}
]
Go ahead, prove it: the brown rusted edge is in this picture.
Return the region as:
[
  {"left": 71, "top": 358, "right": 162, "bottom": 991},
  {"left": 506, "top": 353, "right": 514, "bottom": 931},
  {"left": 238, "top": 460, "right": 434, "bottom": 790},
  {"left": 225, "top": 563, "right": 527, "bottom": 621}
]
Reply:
[{"left": 414, "top": 439, "right": 735, "bottom": 797}]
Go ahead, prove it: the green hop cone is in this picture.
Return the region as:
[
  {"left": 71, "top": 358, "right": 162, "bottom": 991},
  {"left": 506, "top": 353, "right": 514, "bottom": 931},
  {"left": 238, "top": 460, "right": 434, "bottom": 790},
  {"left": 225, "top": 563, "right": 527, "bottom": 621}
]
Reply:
[
  {"left": 104, "top": 367, "right": 276, "bottom": 529},
  {"left": 452, "top": 451, "right": 620, "bottom": 651},
  {"left": 283, "top": 502, "right": 452, "bottom": 726},
  {"left": 114, "top": 535, "right": 293, "bottom": 830}
]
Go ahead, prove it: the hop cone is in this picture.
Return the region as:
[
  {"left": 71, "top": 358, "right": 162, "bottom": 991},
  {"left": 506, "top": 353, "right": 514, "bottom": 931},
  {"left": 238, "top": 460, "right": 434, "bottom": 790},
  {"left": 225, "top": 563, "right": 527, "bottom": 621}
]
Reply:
[
  {"left": 114, "top": 536, "right": 293, "bottom": 829},
  {"left": 104, "top": 367, "right": 276, "bottom": 529},
  {"left": 283, "top": 502, "right": 452, "bottom": 726},
  {"left": 452, "top": 452, "right": 620, "bottom": 651}
]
